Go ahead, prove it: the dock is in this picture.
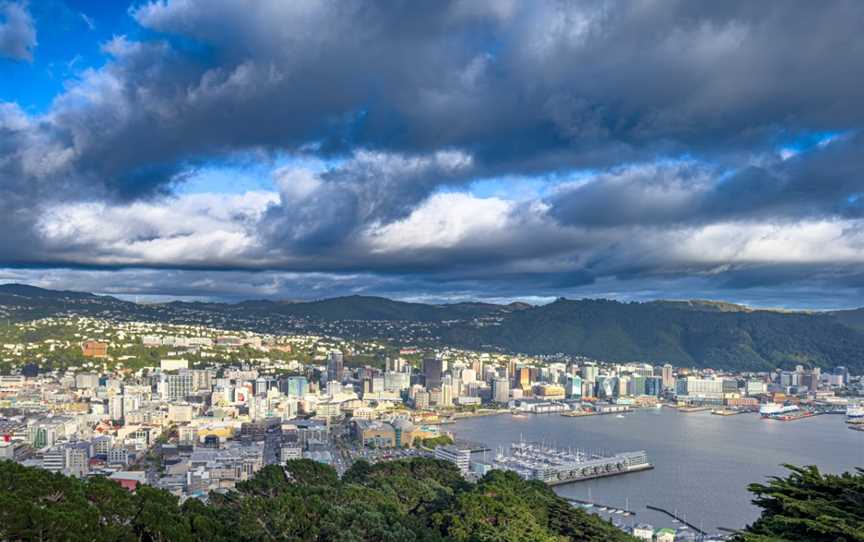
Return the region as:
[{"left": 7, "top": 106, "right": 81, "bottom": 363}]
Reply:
[
  {"left": 483, "top": 441, "right": 653, "bottom": 486},
  {"left": 453, "top": 439, "right": 490, "bottom": 452},
  {"left": 564, "top": 497, "right": 635, "bottom": 516},
  {"left": 710, "top": 409, "right": 750, "bottom": 416},
  {"left": 646, "top": 505, "right": 706, "bottom": 535},
  {"left": 676, "top": 406, "right": 712, "bottom": 413}
]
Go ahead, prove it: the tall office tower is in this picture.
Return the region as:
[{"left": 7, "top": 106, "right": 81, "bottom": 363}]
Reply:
[
  {"left": 385, "top": 357, "right": 405, "bottom": 373},
  {"left": 108, "top": 395, "right": 124, "bottom": 421},
  {"left": 810, "top": 367, "right": 821, "bottom": 391},
  {"left": 191, "top": 369, "right": 213, "bottom": 391},
  {"left": 327, "top": 351, "right": 344, "bottom": 383},
  {"left": 508, "top": 358, "right": 518, "bottom": 378},
  {"left": 565, "top": 374, "right": 582, "bottom": 399},
  {"left": 518, "top": 367, "right": 531, "bottom": 390},
  {"left": 423, "top": 356, "right": 443, "bottom": 390},
  {"left": 581, "top": 363, "right": 598, "bottom": 384},
  {"left": 661, "top": 364, "right": 675, "bottom": 389},
  {"left": 645, "top": 376, "right": 663, "bottom": 397},
  {"left": 166, "top": 372, "right": 193, "bottom": 401},
  {"left": 834, "top": 366, "right": 849, "bottom": 385},
  {"left": 281, "top": 376, "right": 309, "bottom": 398},
  {"left": 493, "top": 377, "right": 510, "bottom": 403}
]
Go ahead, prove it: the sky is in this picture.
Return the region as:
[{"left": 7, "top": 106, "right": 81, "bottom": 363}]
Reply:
[{"left": 2, "top": 1, "right": 864, "bottom": 308}]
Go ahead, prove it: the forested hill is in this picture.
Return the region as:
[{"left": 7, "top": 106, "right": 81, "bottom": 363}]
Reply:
[
  {"left": 0, "top": 458, "right": 634, "bottom": 542},
  {"left": 441, "top": 298, "right": 864, "bottom": 372},
  {"left": 3, "top": 283, "right": 864, "bottom": 372}
]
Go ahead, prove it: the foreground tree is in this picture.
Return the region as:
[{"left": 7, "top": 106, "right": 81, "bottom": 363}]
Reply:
[
  {"left": 0, "top": 458, "right": 632, "bottom": 541},
  {"left": 737, "top": 465, "right": 864, "bottom": 542}
]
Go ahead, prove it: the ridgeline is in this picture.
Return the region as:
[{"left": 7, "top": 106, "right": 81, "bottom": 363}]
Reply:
[{"left": 3, "top": 284, "right": 864, "bottom": 372}]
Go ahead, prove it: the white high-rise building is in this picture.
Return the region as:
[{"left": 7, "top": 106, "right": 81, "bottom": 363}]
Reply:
[{"left": 493, "top": 377, "right": 510, "bottom": 403}]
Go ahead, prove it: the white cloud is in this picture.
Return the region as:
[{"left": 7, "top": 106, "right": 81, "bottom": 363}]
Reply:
[
  {"left": 0, "top": 1, "right": 36, "bottom": 61},
  {"left": 368, "top": 192, "right": 513, "bottom": 252},
  {"left": 36, "top": 191, "right": 278, "bottom": 266}
]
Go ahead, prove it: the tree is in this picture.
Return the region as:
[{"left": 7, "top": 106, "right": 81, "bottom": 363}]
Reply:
[{"left": 737, "top": 465, "right": 864, "bottom": 542}]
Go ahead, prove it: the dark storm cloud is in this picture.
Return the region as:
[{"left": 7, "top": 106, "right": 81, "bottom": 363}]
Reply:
[
  {"left": 549, "top": 133, "right": 864, "bottom": 228},
  {"left": 2, "top": 0, "right": 864, "bottom": 302},
  {"left": 8, "top": 0, "right": 864, "bottom": 206},
  {"left": 127, "top": 0, "right": 864, "bottom": 168},
  {"left": 260, "top": 150, "right": 475, "bottom": 252}
]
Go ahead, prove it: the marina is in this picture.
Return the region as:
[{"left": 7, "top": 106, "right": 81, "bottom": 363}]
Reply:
[
  {"left": 478, "top": 440, "right": 652, "bottom": 485},
  {"left": 451, "top": 407, "right": 864, "bottom": 533},
  {"left": 645, "top": 505, "right": 706, "bottom": 536},
  {"left": 564, "top": 496, "right": 635, "bottom": 516}
]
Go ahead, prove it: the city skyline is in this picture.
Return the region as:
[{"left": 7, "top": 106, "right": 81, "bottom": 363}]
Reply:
[{"left": 2, "top": 1, "right": 864, "bottom": 308}]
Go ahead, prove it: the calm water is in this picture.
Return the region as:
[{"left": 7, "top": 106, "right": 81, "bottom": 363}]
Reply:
[{"left": 450, "top": 408, "right": 864, "bottom": 533}]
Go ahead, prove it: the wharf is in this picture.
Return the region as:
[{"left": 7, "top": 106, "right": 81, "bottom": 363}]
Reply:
[
  {"left": 677, "top": 406, "right": 712, "bottom": 413},
  {"left": 561, "top": 410, "right": 598, "bottom": 417},
  {"left": 487, "top": 442, "right": 653, "bottom": 486},
  {"left": 563, "top": 497, "right": 635, "bottom": 516},
  {"left": 763, "top": 411, "right": 818, "bottom": 422},
  {"left": 646, "top": 505, "right": 706, "bottom": 535},
  {"left": 444, "top": 409, "right": 510, "bottom": 422},
  {"left": 711, "top": 409, "right": 749, "bottom": 416},
  {"left": 452, "top": 439, "right": 490, "bottom": 453}
]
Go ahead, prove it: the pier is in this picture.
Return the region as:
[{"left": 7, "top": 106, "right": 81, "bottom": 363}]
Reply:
[
  {"left": 564, "top": 497, "right": 635, "bottom": 516},
  {"left": 452, "top": 439, "right": 490, "bottom": 452},
  {"left": 483, "top": 441, "right": 653, "bottom": 486},
  {"left": 646, "top": 505, "right": 706, "bottom": 535}
]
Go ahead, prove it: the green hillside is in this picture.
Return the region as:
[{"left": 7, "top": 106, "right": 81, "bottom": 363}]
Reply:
[
  {"left": 443, "top": 299, "right": 864, "bottom": 372},
  {"left": 2, "top": 283, "right": 864, "bottom": 372}
]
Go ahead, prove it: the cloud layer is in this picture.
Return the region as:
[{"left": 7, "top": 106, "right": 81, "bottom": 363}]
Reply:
[{"left": 2, "top": 0, "right": 864, "bottom": 306}]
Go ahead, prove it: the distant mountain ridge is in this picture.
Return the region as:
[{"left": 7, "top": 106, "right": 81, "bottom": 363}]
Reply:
[{"left": 2, "top": 283, "right": 864, "bottom": 372}]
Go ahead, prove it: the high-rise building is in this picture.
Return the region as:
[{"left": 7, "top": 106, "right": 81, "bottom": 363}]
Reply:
[
  {"left": 834, "top": 366, "right": 849, "bottom": 386},
  {"left": 385, "top": 357, "right": 405, "bottom": 373},
  {"left": 596, "top": 375, "right": 617, "bottom": 399},
  {"left": 190, "top": 369, "right": 213, "bottom": 391},
  {"left": 629, "top": 375, "right": 646, "bottom": 396},
  {"left": 327, "top": 351, "right": 344, "bottom": 383},
  {"left": 493, "top": 377, "right": 510, "bottom": 403},
  {"left": 645, "top": 376, "right": 663, "bottom": 396},
  {"left": 414, "top": 390, "right": 430, "bottom": 410},
  {"left": 661, "top": 364, "right": 675, "bottom": 389},
  {"left": 75, "top": 373, "right": 100, "bottom": 390},
  {"left": 166, "top": 372, "right": 193, "bottom": 401},
  {"left": 108, "top": 395, "right": 124, "bottom": 421},
  {"left": 565, "top": 374, "right": 582, "bottom": 399},
  {"left": 518, "top": 367, "right": 531, "bottom": 390},
  {"left": 581, "top": 364, "right": 598, "bottom": 384},
  {"left": 746, "top": 379, "right": 767, "bottom": 396},
  {"left": 423, "top": 357, "right": 443, "bottom": 390},
  {"left": 617, "top": 374, "right": 631, "bottom": 396},
  {"left": 384, "top": 371, "right": 409, "bottom": 391},
  {"left": 675, "top": 377, "right": 724, "bottom": 400},
  {"left": 280, "top": 376, "right": 309, "bottom": 398}
]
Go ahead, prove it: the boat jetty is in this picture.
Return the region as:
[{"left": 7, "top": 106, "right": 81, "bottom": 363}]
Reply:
[{"left": 480, "top": 441, "right": 652, "bottom": 486}]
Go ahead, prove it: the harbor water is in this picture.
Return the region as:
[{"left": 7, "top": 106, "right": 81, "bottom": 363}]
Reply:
[{"left": 450, "top": 407, "right": 864, "bottom": 533}]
